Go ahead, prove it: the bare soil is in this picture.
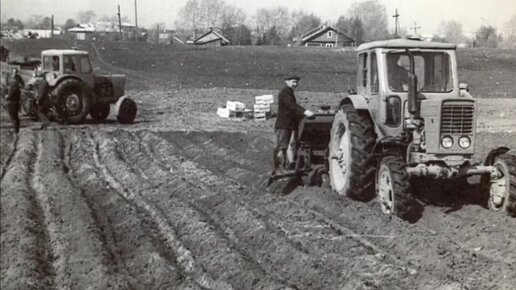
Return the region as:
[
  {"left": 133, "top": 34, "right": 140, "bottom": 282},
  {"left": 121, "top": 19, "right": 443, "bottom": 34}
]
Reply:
[{"left": 1, "top": 39, "right": 516, "bottom": 289}]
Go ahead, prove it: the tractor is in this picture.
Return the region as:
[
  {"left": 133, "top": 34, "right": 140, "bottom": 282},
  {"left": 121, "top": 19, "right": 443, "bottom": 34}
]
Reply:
[
  {"left": 270, "top": 38, "right": 515, "bottom": 219},
  {"left": 328, "top": 38, "right": 515, "bottom": 218},
  {"left": 3, "top": 49, "right": 137, "bottom": 124}
]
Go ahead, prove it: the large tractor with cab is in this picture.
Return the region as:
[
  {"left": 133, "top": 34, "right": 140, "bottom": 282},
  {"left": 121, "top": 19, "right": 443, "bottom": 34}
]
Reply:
[{"left": 270, "top": 38, "right": 515, "bottom": 219}]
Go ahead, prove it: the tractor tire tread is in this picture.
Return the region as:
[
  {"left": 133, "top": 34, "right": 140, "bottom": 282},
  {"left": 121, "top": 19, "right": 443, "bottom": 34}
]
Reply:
[
  {"left": 335, "top": 104, "right": 377, "bottom": 200},
  {"left": 381, "top": 153, "right": 413, "bottom": 219}
]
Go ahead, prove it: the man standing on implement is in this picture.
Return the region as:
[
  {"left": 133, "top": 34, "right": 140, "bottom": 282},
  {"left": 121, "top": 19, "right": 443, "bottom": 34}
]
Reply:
[{"left": 273, "top": 74, "right": 314, "bottom": 173}]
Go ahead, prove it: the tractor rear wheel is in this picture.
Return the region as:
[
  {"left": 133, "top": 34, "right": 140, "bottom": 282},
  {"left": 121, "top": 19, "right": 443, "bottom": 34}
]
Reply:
[
  {"left": 54, "top": 79, "right": 91, "bottom": 124},
  {"left": 376, "top": 153, "right": 413, "bottom": 219},
  {"left": 483, "top": 154, "right": 516, "bottom": 216},
  {"left": 90, "top": 103, "right": 110, "bottom": 121},
  {"left": 329, "top": 104, "right": 376, "bottom": 200}
]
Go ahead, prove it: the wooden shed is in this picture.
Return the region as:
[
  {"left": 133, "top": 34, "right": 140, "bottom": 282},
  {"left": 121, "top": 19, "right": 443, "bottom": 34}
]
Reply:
[
  {"left": 301, "top": 25, "right": 355, "bottom": 48},
  {"left": 194, "top": 29, "right": 230, "bottom": 46}
]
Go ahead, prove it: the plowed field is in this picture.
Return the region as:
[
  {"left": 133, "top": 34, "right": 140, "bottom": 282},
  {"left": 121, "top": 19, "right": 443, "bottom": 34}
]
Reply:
[{"left": 1, "top": 40, "right": 516, "bottom": 289}]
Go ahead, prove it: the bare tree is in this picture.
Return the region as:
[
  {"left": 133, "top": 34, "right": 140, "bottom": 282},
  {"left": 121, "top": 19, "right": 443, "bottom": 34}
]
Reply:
[
  {"left": 174, "top": 0, "right": 202, "bottom": 40},
  {"left": 437, "top": 20, "right": 466, "bottom": 43},
  {"left": 336, "top": 16, "right": 365, "bottom": 45},
  {"left": 475, "top": 25, "right": 500, "bottom": 48},
  {"left": 199, "top": 0, "right": 225, "bottom": 30},
  {"left": 289, "top": 10, "right": 321, "bottom": 43},
  {"left": 348, "top": 0, "right": 389, "bottom": 41},
  {"left": 255, "top": 6, "right": 291, "bottom": 42},
  {"left": 501, "top": 14, "right": 516, "bottom": 48},
  {"left": 77, "top": 10, "right": 97, "bottom": 23}
]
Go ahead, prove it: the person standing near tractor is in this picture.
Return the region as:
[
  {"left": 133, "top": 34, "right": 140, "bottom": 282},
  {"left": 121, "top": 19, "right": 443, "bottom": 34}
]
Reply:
[
  {"left": 4, "top": 68, "right": 25, "bottom": 134},
  {"left": 34, "top": 72, "right": 51, "bottom": 130},
  {"left": 273, "top": 74, "right": 314, "bottom": 174}
]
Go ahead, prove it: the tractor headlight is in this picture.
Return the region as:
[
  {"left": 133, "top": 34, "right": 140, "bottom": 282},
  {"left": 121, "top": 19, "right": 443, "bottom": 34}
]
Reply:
[
  {"left": 458, "top": 136, "right": 471, "bottom": 149},
  {"left": 441, "top": 136, "right": 454, "bottom": 149}
]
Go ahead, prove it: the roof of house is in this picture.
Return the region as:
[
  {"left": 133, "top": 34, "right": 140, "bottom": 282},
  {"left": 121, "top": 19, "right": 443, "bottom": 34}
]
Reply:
[
  {"left": 301, "top": 25, "right": 353, "bottom": 42},
  {"left": 194, "top": 30, "right": 229, "bottom": 44},
  {"left": 42, "top": 49, "right": 88, "bottom": 56},
  {"left": 357, "top": 38, "right": 457, "bottom": 51}
]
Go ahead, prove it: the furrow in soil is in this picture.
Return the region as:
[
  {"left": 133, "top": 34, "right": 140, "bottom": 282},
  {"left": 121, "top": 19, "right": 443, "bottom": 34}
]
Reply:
[
  {"left": 31, "top": 130, "right": 119, "bottom": 289},
  {"left": 1, "top": 132, "right": 55, "bottom": 290},
  {"left": 89, "top": 130, "right": 232, "bottom": 290}
]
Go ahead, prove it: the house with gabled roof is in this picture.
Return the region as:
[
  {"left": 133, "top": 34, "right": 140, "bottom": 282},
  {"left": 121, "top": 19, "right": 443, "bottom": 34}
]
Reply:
[
  {"left": 301, "top": 25, "right": 355, "bottom": 48},
  {"left": 194, "top": 29, "right": 230, "bottom": 46}
]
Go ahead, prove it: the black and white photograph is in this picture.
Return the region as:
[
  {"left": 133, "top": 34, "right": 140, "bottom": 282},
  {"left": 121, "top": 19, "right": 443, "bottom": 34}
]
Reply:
[{"left": 1, "top": 0, "right": 515, "bottom": 289}]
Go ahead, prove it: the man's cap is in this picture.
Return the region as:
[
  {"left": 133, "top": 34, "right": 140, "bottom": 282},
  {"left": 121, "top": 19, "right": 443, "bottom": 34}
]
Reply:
[{"left": 284, "top": 74, "right": 300, "bottom": 81}]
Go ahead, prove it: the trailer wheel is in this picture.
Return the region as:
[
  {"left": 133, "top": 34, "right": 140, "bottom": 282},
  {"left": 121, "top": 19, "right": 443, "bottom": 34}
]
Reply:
[
  {"left": 483, "top": 154, "right": 516, "bottom": 216},
  {"left": 54, "top": 79, "right": 91, "bottom": 124},
  {"left": 376, "top": 153, "right": 413, "bottom": 219},
  {"left": 90, "top": 103, "right": 110, "bottom": 121},
  {"left": 329, "top": 104, "right": 376, "bottom": 200},
  {"left": 117, "top": 98, "right": 137, "bottom": 124}
]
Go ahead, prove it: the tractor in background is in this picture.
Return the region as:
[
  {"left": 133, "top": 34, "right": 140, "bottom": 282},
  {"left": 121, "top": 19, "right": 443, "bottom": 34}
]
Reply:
[{"left": 2, "top": 49, "right": 136, "bottom": 124}]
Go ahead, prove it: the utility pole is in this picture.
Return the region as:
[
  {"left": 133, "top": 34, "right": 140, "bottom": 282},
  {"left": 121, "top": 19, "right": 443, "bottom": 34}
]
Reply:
[
  {"left": 134, "top": 0, "right": 139, "bottom": 40},
  {"left": 392, "top": 9, "right": 400, "bottom": 37},
  {"left": 118, "top": 4, "right": 123, "bottom": 40},
  {"left": 410, "top": 22, "right": 421, "bottom": 35},
  {"left": 51, "top": 14, "right": 54, "bottom": 38}
]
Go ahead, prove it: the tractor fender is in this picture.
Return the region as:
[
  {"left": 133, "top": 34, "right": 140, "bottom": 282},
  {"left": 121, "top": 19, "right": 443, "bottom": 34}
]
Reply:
[
  {"left": 52, "top": 76, "right": 86, "bottom": 91},
  {"left": 338, "top": 94, "right": 369, "bottom": 110},
  {"left": 484, "top": 147, "right": 511, "bottom": 165}
]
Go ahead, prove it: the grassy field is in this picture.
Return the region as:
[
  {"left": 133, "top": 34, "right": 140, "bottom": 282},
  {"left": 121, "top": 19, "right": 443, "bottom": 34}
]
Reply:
[{"left": 3, "top": 38, "right": 515, "bottom": 96}]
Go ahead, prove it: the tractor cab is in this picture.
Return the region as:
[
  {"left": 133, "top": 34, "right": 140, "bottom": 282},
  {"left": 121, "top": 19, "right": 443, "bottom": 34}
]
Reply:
[{"left": 40, "top": 49, "right": 94, "bottom": 87}]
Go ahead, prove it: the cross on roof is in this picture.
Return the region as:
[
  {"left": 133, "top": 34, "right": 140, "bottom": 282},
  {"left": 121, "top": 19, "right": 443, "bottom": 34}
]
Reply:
[
  {"left": 392, "top": 9, "right": 400, "bottom": 36},
  {"left": 410, "top": 22, "right": 421, "bottom": 34}
]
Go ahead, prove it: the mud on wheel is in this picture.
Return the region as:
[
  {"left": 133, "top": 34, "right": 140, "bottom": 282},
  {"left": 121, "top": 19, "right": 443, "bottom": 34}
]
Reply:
[
  {"left": 376, "top": 153, "right": 413, "bottom": 219},
  {"left": 54, "top": 79, "right": 92, "bottom": 124},
  {"left": 483, "top": 153, "right": 516, "bottom": 216},
  {"left": 329, "top": 104, "right": 376, "bottom": 200}
]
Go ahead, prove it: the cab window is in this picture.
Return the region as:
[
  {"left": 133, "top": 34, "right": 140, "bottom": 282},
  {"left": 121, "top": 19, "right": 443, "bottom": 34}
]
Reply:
[
  {"left": 64, "top": 56, "right": 78, "bottom": 73},
  {"left": 370, "top": 52, "right": 379, "bottom": 94},
  {"left": 80, "top": 56, "right": 92, "bottom": 73},
  {"left": 358, "top": 53, "right": 368, "bottom": 88}
]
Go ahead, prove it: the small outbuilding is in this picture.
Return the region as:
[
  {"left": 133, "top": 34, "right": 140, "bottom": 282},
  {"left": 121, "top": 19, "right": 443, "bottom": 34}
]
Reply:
[
  {"left": 301, "top": 25, "right": 355, "bottom": 48},
  {"left": 194, "top": 29, "right": 229, "bottom": 46}
]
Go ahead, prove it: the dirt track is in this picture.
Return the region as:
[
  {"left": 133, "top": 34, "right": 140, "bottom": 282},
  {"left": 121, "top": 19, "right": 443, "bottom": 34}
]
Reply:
[{"left": 2, "top": 43, "right": 516, "bottom": 289}]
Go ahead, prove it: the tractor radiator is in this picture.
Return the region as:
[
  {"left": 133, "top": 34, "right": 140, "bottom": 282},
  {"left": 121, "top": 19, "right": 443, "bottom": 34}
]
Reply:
[{"left": 440, "top": 102, "right": 474, "bottom": 134}]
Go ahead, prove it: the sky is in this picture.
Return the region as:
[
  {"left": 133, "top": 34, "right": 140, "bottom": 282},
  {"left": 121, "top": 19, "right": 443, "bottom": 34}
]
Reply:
[{"left": 1, "top": 0, "right": 515, "bottom": 36}]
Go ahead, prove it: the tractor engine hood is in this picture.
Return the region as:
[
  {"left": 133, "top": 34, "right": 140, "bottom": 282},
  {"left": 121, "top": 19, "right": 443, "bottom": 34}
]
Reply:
[
  {"left": 97, "top": 74, "right": 126, "bottom": 98},
  {"left": 419, "top": 98, "right": 476, "bottom": 155}
]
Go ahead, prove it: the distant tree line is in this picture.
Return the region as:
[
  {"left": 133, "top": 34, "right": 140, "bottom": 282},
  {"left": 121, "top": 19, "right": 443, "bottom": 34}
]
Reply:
[{"left": 2, "top": 3, "right": 515, "bottom": 48}]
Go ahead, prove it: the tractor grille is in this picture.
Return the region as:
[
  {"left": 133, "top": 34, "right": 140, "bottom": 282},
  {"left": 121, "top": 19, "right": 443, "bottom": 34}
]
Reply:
[{"left": 440, "top": 102, "right": 474, "bottom": 134}]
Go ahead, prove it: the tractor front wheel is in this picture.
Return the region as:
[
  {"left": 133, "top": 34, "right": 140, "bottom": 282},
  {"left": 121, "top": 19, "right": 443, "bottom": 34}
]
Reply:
[
  {"left": 329, "top": 104, "right": 376, "bottom": 200},
  {"left": 376, "top": 153, "right": 413, "bottom": 219},
  {"left": 483, "top": 154, "right": 516, "bottom": 216},
  {"left": 54, "top": 79, "right": 91, "bottom": 124}
]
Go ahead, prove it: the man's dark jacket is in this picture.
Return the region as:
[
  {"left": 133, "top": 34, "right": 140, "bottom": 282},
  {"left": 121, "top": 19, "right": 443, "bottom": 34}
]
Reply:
[
  {"left": 274, "top": 86, "right": 305, "bottom": 130},
  {"left": 36, "top": 78, "right": 50, "bottom": 108},
  {"left": 5, "top": 75, "right": 24, "bottom": 107}
]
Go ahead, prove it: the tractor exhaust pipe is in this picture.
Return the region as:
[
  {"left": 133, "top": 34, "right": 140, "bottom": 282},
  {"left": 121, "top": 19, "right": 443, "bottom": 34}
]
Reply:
[{"left": 406, "top": 49, "right": 418, "bottom": 116}]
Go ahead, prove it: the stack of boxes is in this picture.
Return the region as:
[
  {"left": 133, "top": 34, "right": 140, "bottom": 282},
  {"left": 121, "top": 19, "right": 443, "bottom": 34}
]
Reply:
[
  {"left": 253, "top": 94, "right": 274, "bottom": 121},
  {"left": 216, "top": 101, "right": 246, "bottom": 119}
]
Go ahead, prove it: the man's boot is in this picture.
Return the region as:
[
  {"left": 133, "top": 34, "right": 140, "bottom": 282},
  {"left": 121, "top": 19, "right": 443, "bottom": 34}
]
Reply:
[{"left": 277, "top": 149, "right": 287, "bottom": 174}]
